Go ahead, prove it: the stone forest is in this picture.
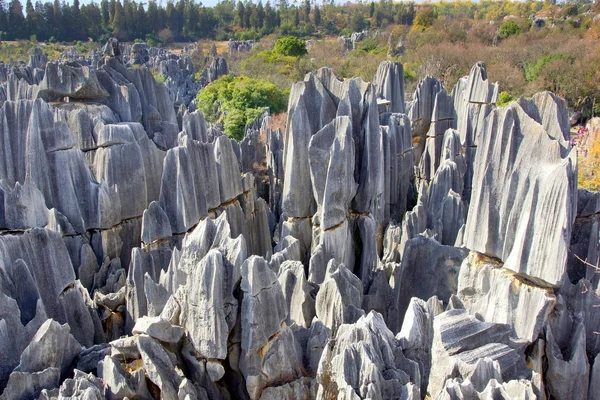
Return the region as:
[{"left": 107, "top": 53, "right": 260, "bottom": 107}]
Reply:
[{"left": 0, "top": 34, "right": 598, "bottom": 400}]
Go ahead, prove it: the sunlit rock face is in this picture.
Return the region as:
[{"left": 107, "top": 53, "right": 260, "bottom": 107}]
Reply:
[{"left": 0, "top": 42, "right": 593, "bottom": 400}]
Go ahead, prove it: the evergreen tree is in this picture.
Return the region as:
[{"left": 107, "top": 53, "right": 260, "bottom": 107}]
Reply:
[
  {"left": 111, "top": 0, "right": 124, "bottom": 38},
  {"left": 183, "top": 0, "right": 198, "bottom": 38},
  {"left": 0, "top": 0, "right": 7, "bottom": 38},
  {"left": 303, "top": 0, "right": 309, "bottom": 22},
  {"left": 174, "top": 0, "right": 185, "bottom": 38},
  {"left": 264, "top": 1, "right": 274, "bottom": 30},
  {"left": 81, "top": 3, "right": 102, "bottom": 39},
  {"left": 256, "top": 1, "right": 264, "bottom": 29},
  {"left": 42, "top": 1, "right": 55, "bottom": 40},
  {"left": 72, "top": 0, "right": 82, "bottom": 39},
  {"left": 25, "top": 0, "right": 34, "bottom": 34},
  {"left": 147, "top": 0, "right": 159, "bottom": 32},
  {"left": 243, "top": 1, "right": 250, "bottom": 28},
  {"left": 136, "top": 2, "right": 147, "bottom": 38},
  {"left": 249, "top": 3, "right": 258, "bottom": 29},
  {"left": 100, "top": 0, "right": 109, "bottom": 28},
  {"left": 293, "top": 6, "right": 299, "bottom": 26},
  {"left": 405, "top": 2, "right": 415, "bottom": 25},
  {"left": 235, "top": 0, "right": 244, "bottom": 27},
  {"left": 123, "top": 0, "right": 135, "bottom": 39},
  {"left": 7, "top": 0, "right": 25, "bottom": 39},
  {"left": 313, "top": 4, "right": 320, "bottom": 26},
  {"left": 369, "top": 1, "right": 374, "bottom": 17}
]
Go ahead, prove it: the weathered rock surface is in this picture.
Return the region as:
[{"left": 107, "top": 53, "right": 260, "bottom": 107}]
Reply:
[
  {"left": 464, "top": 99, "right": 577, "bottom": 287},
  {"left": 0, "top": 49, "right": 595, "bottom": 400}
]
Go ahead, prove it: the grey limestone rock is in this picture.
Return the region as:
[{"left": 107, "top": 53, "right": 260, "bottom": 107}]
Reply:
[
  {"left": 407, "top": 76, "right": 445, "bottom": 162},
  {"left": 458, "top": 252, "right": 556, "bottom": 343},
  {"left": 240, "top": 255, "right": 287, "bottom": 354},
  {"left": 545, "top": 321, "right": 589, "bottom": 400},
  {"left": 590, "top": 353, "right": 600, "bottom": 400},
  {"left": 259, "top": 377, "right": 317, "bottom": 400},
  {"left": 137, "top": 334, "right": 182, "bottom": 399},
  {"left": 141, "top": 201, "right": 172, "bottom": 245},
  {"left": 373, "top": 61, "right": 405, "bottom": 114},
  {"left": 214, "top": 135, "right": 243, "bottom": 204},
  {"left": 316, "top": 311, "right": 420, "bottom": 399},
  {"left": 568, "top": 189, "right": 600, "bottom": 284},
  {"left": 0, "top": 367, "right": 60, "bottom": 400},
  {"left": 132, "top": 316, "right": 184, "bottom": 343},
  {"left": 38, "top": 62, "right": 109, "bottom": 102},
  {"left": 427, "top": 309, "right": 527, "bottom": 398},
  {"left": 393, "top": 235, "right": 467, "bottom": 327},
  {"left": 464, "top": 100, "right": 577, "bottom": 287},
  {"left": 308, "top": 115, "right": 357, "bottom": 230},
  {"left": 177, "top": 249, "right": 234, "bottom": 360},
  {"left": 0, "top": 181, "right": 49, "bottom": 230},
  {"left": 50, "top": 370, "right": 105, "bottom": 400},
  {"left": 239, "top": 256, "right": 305, "bottom": 398},
  {"left": 0, "top": 229, "right": 96, "bottom": 350},
  {"left": 379, "top": 113, "right": 414, "bottom": 222},
  {"left": 418, "top": 90, "right": 455, "bottom": 183},
  {"left": 277, "top": 260, "right": 316, "bottom": 328},
  {"left": 396, "top": 297, "right": 441, "bottom": 395},
  {"left": 438, "top": 375, "right": 538, "bottom": 400},
  {"left": 315, "top": 262, "right": 364, "bottom": 335},
  {"left": 100, "top": 355, "right": 141, "bottom": 399}
]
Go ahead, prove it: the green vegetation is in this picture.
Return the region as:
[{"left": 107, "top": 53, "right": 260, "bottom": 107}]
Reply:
[
  {"left": 524, "top": 53, "right": 572, "bottom": 82},
  {"left": 196, "top": 74, "right": 287, "bottom": 140},
  {"left": 272, "top": 36, "right": 307, "bottom": 57},
  {"left": 152, "top": 71, "right": 167, "bottom": 84},
  {"left": 414, "top": 7, "right": 437, "bottom": 29},
  {"left": 579, "top": 132, "right": 600, "bottom": 191},
  {"left": 496, "top": 91, "right": 515, "bottom": 107},
  {"left": 499, "top": 20, "right": 521, "bottom": 39}
]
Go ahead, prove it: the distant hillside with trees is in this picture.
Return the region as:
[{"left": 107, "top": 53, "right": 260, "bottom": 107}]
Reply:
[{"left": 2, "top": 0, "right": 597, "bottom": 44}]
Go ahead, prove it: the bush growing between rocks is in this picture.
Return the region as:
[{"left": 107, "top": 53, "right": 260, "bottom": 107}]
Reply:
[
  {"left": 496, "top": 91, "right": 514, "bottom": 106},
  {"left": 196, "top": 74, "right": 288, "bottom": 140}
]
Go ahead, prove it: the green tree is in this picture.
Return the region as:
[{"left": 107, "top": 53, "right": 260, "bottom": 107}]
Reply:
[
  {"left": 196, "top": 74, "right": 287, "bottom": 141},
  {"left": 313, "top": 4, "right": 320, "bottom": 26},
  {"left": 256, "top": 1, "right": 264, "bottom": 28},
  {"left": 7, "top": 0, "right": 25, "bottom": 39},
  {"left": 273, "top": 35, "right": 307, "bottom": 57},
  {"left": 111, "top": 0, "right": 124, "bottom": 38},
  {"left": 235, "top": 0, "right": 244, "bottom": 27},
  {"left": 303, "top": 0, "right": 310, "bottom": 22},
  {"left": 369, "top": 1, "right": 374, "bottom": 17},
  {"left": 349, "top": 12, "right": 365, "bottom": 32},
  {"left": 499, "top": 20, "right": 521, "bottom": 39},
  {"left": 0, "top": 0, "right": 7, "bottom": 35},
  {"left": 414, "top": 6, "right": 436, "bottom": 28},
  {"left": 100, "top": 0, "right": 110, "bottom": 28}
]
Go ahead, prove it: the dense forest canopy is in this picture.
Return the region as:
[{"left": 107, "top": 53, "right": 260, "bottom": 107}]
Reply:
[{"left": 0, "top": 0, "right": 598, "bottom": 43}]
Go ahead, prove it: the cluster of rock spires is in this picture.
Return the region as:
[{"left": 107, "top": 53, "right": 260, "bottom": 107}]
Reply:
[
  {"left": 0, "top": 39, "right": 599, "bottom": 400},
  {"left": 227, "top": 39, "right": 258, "bottom": 53},
  {"left": 339, "top": 30, "right": 381, "bottom": 51}
]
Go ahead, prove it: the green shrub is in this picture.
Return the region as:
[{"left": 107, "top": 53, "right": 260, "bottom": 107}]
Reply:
[
  {"left": 403, "top": 65, "right": 417, "bottom": 82},
  {"left": 414, "top": 7, "right": 437, "bottom": 28},
  {"left": 151, "top": 70, "right": 167, "bottom": 83},
  {"left": 496, "top": 91, "right": 514, "bottom": 106},
  {"left": 272, "top": 36, "right": 307, "bottom": 57},
  {"left": 524, "top": 53, "right": 572, "bottom": 82},
  {"left": 196, "top": 74, "right": 288, "bottom": 141},
  {"left": 499, "top": 20, "right": 521, "bottom": 39}
]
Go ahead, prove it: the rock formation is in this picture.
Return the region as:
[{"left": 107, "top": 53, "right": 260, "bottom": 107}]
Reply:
[{"left": 0, "top": 40, "right": 596, "bottom": 400}]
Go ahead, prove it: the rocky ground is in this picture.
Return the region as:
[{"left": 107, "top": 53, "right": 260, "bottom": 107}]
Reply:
[{"left": 0, "top": 40, "right": 598, "bottom": 400}]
